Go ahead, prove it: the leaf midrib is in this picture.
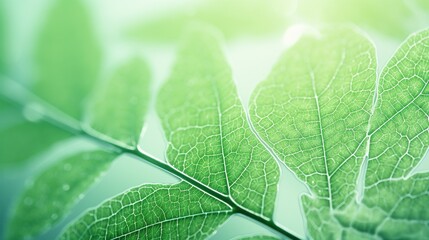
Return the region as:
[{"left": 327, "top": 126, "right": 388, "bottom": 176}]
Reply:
[{"left": 2, "top": 95, "right": 300, "bottom": 240}]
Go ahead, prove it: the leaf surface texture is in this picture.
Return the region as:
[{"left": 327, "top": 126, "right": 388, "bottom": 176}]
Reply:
[
  {"left": 61, "top": 182, "right": 232, "bottom": 239},
  {"left": 251, "top": 28, "right": 429, "bottom": 239},
  {"left": 157, "top": 29, "right": 280, "bottom": 217}
]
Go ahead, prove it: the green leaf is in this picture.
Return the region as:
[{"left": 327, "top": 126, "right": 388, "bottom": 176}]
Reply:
[
  {"left": 128, "top": 0, "right": 290, "bottom": 42},
  {"left": 7, "top": 150, "right": 116, "bottom": 240},
  {"left": 251, "top": 28, "right": 376, "bottom": 209},
  {"left": 251, "top": 28, "right": 429, "bottom": 239},
  {"left": 60, "top": 182, "right": 232, "bottom": 239},
  {"left": 33, "top": 0, "right": 101, "bottom": 120},
  {"left": 85, "top": 57, "right": 151, "bottom": 149},
  {"left": 157, "top": 28, "right": 280, "bottom": 217},
  {"left": 0, "top": 116, "right": 72, "bottom": 168}
]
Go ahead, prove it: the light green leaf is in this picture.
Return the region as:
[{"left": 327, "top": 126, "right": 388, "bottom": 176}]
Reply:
[
  {"left": 251, "top": 28, "right": 429, "bottom": 239},
  {"left": 33, "top": 0, "right": 101, "bottom": 120},
  {"left": 128, "top": 0, "right": 290, "bottom": 42},
  {"left": 366, "top": 30, "right": 429, "bottom": 185},
  {"left": 85, "top": 57, "right": 151, "bottom": 148},
  {"left": 60, "top": 182, "right": 232, "bottom": 239},
  {"left": 7, "top": 150, "right": 116, "bottom": 240},
  {"left": 251, "top": 28, "right": 376, "bottom": 209},
  {"left": 157, "top": 28, "right": 280, "bottom": 217},
  {"left": 0, "top": 116, "right": 72, "bottom": 168}
]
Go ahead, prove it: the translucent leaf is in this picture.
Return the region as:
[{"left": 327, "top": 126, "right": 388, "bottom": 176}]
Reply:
[
  {"left": 60, "top": 182, "right": 232, "bottom": 239},
  {"left": 7, "top": 150, "right": 116, "bottom": 240},
  {"left": 251, "top": 28, "right": 429, "bottom": 239},
  {"left": 85, "top": 57, "right": 151, "bottom": 149},
  {"left": 33, "top": 0, "right": 101, "bottom": 120},
  {"left": 157, "top": 28, "right": 280, "bottom": 217},
  {"left": 251, "top": 28, "right": 376, "bottom": 209},
  {"left": 366, "top": 30, "right": 429, "bottom": 185}
]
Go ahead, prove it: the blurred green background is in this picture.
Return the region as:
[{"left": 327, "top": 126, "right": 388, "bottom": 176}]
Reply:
[{"left": 1, "top": 0, "right": 429, "bottom": 239}]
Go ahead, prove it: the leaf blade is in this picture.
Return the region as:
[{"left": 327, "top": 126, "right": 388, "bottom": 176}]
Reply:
[
  {"left": 7, "top": 150, "right": 116, "bottom": 240},
  {"left": 60, "top": 182, "right": 232, "bottom": 239},
  {"left": 250, "top": 27, "right": 376, "bottom": 209},
  {"left": 85, "top": 57, "right": 151, "bottom": 148},
  {"left": 252, "top": 27, "right": 429, "bottom": 239},
  {"left": 157, "top": 28, "right": 280, "bottom": 217},
  {"left": 366, "top": 30, "right": 429, "bottom": 186}
]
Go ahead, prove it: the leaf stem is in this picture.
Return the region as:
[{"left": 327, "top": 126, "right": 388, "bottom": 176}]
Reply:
[{"left": 1, "top": 93, "right": 300, "bottom": 240}]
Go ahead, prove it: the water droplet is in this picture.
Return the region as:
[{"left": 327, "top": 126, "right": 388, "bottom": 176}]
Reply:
[
  {"left": 62, "top": 184, "right": 70, "bottom": 191},
  {"left": 51, "top": 214, "right": 58, "bottom": 220},
  {"left": 78, "top": 194, "right": 85, "bottom": 200}
]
